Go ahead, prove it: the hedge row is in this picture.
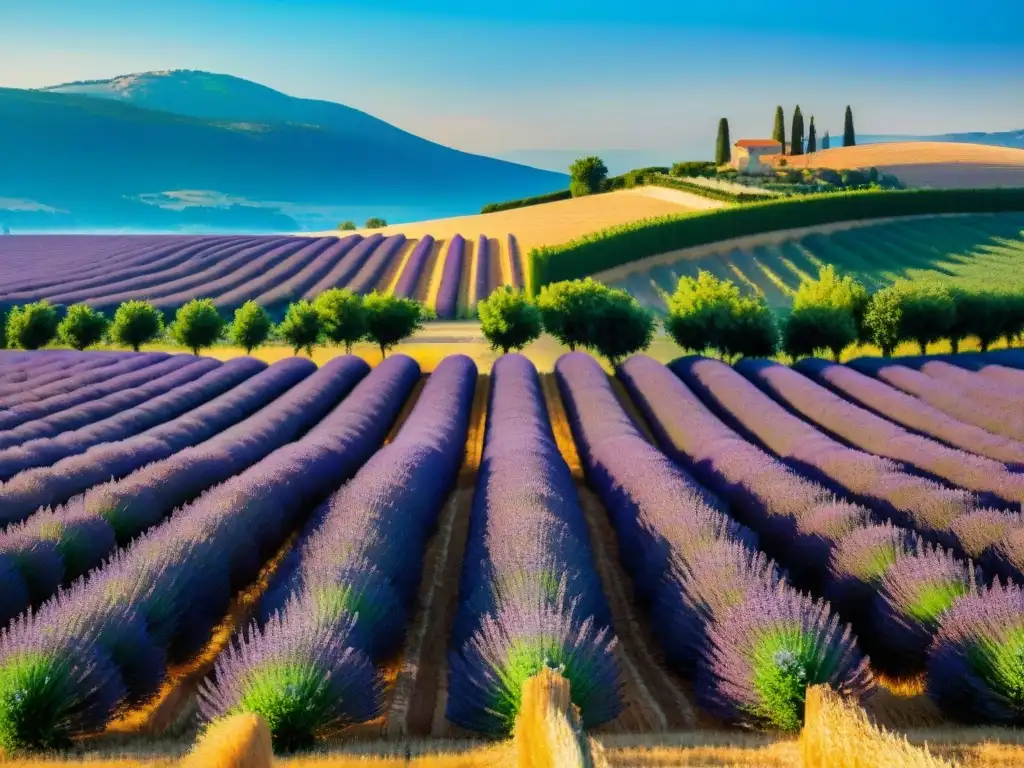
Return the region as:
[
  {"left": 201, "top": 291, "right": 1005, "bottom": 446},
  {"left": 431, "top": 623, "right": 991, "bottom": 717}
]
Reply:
[
  {"left": 480, "top": 188, "right": 573, "bottom": 214},
  {"left": 645, "top": 174, "right": 765, "bottom": 204},
  {"left": 527, "top": 188, "right": 1024, "bottom": 294}
]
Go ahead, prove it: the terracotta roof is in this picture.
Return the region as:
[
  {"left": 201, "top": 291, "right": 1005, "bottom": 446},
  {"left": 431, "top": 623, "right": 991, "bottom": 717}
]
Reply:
[{"left": 735, "top": 139, "right": 783, "bottom": 148}]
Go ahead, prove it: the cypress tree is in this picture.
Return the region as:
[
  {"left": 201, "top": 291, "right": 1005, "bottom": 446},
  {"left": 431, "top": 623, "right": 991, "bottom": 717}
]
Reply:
[
  {"left": 844, "top": 106, "right": 856, "bottom": 146},
  {"left": 807, "top": 116, "right": 817, "bottom": 154},
  {"left": 772, "top": 106, "right": 786, "bottom": 154},
  {"left": 715, "top": 117, "right": 731, "bottom": 165},
  {"left": 791, "top": 106, "right": 805, "bottom": 156},
  {"left": 823, "top": 130, "right": 831, "bottom": 150}
]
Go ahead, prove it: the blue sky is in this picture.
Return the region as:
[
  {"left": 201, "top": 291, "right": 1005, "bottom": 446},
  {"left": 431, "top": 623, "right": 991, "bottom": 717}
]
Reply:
[{"left": 3, "top": 0, "right": 1022, "bottom": 158}]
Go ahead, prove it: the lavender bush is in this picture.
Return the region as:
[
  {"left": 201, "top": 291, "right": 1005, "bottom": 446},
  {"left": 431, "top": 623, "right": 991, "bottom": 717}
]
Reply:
[
  {"left": 202, "top": 356, "right": 474, "bottom": 749},
  {"left": 434, "top": 235, "right": 465, "bottom": 320},
  {"left": 448, "top": 354, "right": 619, "bottom": 733},
  {"left": 796, "top": 358, "right": 1024, "bottom": 467},
  {"left": 391, "top": 236, "right": 435, "bottom": 299},
  {"left": 0, "top": 356, "right": 420, "bottom": 746},
  {"left": 301, "top": 234, "right": 386, "bottom": 300},
  {"left": 0, "top": 357, "right": 319, "bottom": 527}
]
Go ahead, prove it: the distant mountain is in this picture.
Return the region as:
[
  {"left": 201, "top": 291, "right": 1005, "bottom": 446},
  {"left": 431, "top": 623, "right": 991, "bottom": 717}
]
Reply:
[{"left": 0, "top": 70, "right": 566, "bottom": 232}]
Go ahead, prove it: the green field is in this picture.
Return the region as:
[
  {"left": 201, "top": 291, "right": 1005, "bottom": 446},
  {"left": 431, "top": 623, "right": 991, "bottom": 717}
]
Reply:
[{"left": 606, "top": 213, "right": 1024, "bottom": 313}]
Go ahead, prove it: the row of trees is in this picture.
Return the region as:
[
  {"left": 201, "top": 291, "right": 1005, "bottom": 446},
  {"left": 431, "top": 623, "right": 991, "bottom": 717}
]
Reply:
[
  {"left": 478, "top": 270, "right": 1024, "bottom": 367},
  {"left": 478, "top": 281, "right": 655, "bottom": 365},
  {"left": 2, "top": 291, "right": 429, "bottom": 359},
  {"left": 772, "top": 105, "right": 856, "bottom": 156},
  {"left": 668, "top": 267, "right": 1024, "bottom": 362}
]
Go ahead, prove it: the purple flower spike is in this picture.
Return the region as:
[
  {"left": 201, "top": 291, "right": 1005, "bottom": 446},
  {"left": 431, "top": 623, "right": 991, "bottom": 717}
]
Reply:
[
  {"left": 696, "top": 586, "right": 873, "bottom": 731},
  {"left": 927, "top": 581, "right": 1024, "bottom": 724}
]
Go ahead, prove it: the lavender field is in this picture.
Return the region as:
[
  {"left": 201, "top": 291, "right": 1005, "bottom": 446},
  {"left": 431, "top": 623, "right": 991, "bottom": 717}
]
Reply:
[
  {"left": 2, "top": 346, "right": 1024, "bottom": 758},
  {"left": 0, "top": 234, "right": 524, "bottom": 320}
]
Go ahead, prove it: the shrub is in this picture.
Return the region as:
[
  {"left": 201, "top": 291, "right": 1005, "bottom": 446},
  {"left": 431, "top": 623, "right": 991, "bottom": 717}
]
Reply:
[
  {"left": 338, "top": 221, "right": 357, "bottom": 231},
  {"left": 671, "top": 161, "right": 717, "bottom": 177},
  {"left": 278, "top": 300, "right": 323, "bottom": 356},
  {"left": 536, "top": 279, "right": 610, "bottom": 352},
  {"left": 109, "top": 301, "right": 163, "bottom": 352},
  {"left": 364, "top": 217, "right": 387, "bottom": 229},
  {"left": 999, "top": 294, "right": 1024, "bottom": 346},
  {"left": 663, "top": 271, "right": 777, "bottom": 360},
  {"left": 792, "top": 265, "right": 870, "bottom": 346},
  {"left": 590, "top": 290, "right": 656, "bottom": 366},
  {"left": 6, "top": 301, "right": 59, "bottom": 350},
  {"left": 57, "top": 305, "right": 108, "bottom": 351},
  {"left": 949, "top": 289, "right": 1003, "bottom": 353},
  {"left": 783, "top": 305, "right": 858, "bottom": 361},
  {"left": 170, "top": 299, "right": 225, "bottom": 356},
  {"left": 230, "top": 301, "right": 273, "bottom": 354},
  {"left": 477, "top": 287, "right": 542, "bottom": 354},
  {"left": 480, "top": 189, "right": 572, "bottom": 214},
  {"left": 362, "top": 293, "right": 427, "bottom": 359},
  {"left": 313, "top": 289, "right": 367, "bottom": 354},
  {"left": 863, "top": 287, "right": 903, "bottom": 357},
  {"left": 528, "top": 189, "right": 1024, "bottom": 291},
  {"left": 897, "top": 282, "right": 956, "bottom": 354},
  {"left": 569, "top": 156, "right": 608, "bottom": 198}
]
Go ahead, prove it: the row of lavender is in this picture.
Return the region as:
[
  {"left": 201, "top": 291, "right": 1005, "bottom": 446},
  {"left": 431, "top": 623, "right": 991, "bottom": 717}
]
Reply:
[
  {"left": 556, "top": 353, "right": 872, "bottom": 730},
  {"left": 617, "top": 350, "right": 1024, "bottom": 723},
  {"left": 0, "top": 234, "right": 524, "bottom": 318},
  {"left": 0, "top": 353, "right": 421, "bottom": 751}
]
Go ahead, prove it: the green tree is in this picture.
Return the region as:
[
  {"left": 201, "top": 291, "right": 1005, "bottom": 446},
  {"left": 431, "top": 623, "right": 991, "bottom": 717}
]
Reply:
[
  {"left": 57, "top": 304, "right": 108, "bottom": 351},
  {"left": 790, "top": 106, "right": 805, "bottom": 156},
  {"left": 782, "top": 305, "right": 857, "bottom": 361},
  {"left": 568, "top": 156, "right": 609, "bottom": 198},
  {"left": 807, "top": 116, "right": 817, "bottom": 154},
  {"left": 664, "top": 271, "right": 777, "bottom": 360},
  {"left": 314, "top": 288, "right": 367, "bottom": 354},
  {"left": 999, "top": 294, "right": 1024, "bottom": 347},
  {"left": 365, "top": 217, "right": 388, "bottom": 229},
  {"left": 109, "top": 301, "right": 163, "bottom": 352},
  {"left": 898, "top": 282, "right": 956, "bottom": 354},
  {"left": 338, "top": 221, "right": 357, "bottom": 231},
  {"left": 792, "top": 265, "right": 870, "bottom": 342},
  {"left": 822, "top": 131, "right": 831, "bottom": 150},
  {"left": 590, "top": 290, "right": 656, "bottom": 366},
  {"left": 537, "top": 278, "right": 610, "bottom": 351},
  {"left": 6, "top": 301, "right": 59, "bottom": 350},
  {"left": 863, "top": 287, "right": 902, "bottom": 357},
  {"left": 362, "top": 292, "right": 427, "bottom": 359},
  {"left": 772, "top": 106, "right": 786, "bottom": 154},
  {"left": 843, "top": 106, "right": 856, "bottom": 147},
  {"left": 715, "top": 118, "right": 731, "bottom": 165},
  {"left": 230, "top": 301, "right": 273, "bottom": 354},
  {"left": 478, "top": 287, "right": 543, "bottom": 354},
  {"left": 949, "top": 289, "right": 1004, "bottom": 353},
  {"left": 278, "top": 300, "right": 323, "bottom": 356},
  {"left": 170, "top": 299, "right": 225, "bottom": 356}
]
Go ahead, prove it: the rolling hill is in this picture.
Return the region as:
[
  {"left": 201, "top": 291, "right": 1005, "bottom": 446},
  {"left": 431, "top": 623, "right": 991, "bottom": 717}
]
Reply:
[
  {"left": 771, "top": 142, "right": 1024, "bottom": 188},
  {"left": 0, "top": 71, "right": 566, "bottom": 233}
]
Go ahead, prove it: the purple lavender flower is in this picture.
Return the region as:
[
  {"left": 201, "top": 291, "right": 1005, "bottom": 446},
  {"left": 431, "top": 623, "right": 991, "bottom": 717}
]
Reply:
[
  {"left": 434, "top": 235, "right": 465, "bottom": 319},
  {"left": 927, "top": 581, "right": 1024, "bottom": 723},
  {"left": 696, "top": 586, "right": 873, "bottom": 731},
  {"left": 197, "top": 611, "right": 381, "bottom": 753},
  {"left": 873, "top": 544, "right": 980, "bottom": 675}
]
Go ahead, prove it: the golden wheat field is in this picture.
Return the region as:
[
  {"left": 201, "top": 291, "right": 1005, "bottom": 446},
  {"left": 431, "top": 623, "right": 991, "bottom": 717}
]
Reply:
[
  {"left": 302, "top": 187, "right": 725, "bottom": 253},
  {"left": 769, "top": 142, "right": 1024, "bottom": 189}
]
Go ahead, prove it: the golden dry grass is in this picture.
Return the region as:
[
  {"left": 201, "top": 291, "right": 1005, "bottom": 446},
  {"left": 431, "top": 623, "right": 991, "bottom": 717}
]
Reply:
[
  {"left": 801, "top": 685, "right": 953, "bottom": 768},
  {"left": 180, "top": 714, "right": 272, "bottom": 768},
  {"left": 769, "top": 141, "right": 1024, "bottom": 188},
  {"left": 302, "top": 188, "right": 724, "bottom": 255}
]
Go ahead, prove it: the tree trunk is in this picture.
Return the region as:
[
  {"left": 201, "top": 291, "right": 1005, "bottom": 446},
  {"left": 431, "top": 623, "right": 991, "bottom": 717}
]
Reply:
[
  {"left": 918, "top": 341, "right": 927, "bottom": 355},
  {"left": 380, "top": 344, "right": 387, "bottom": 359},
  {"left": 345, "top": 341, "right": 353, "bottom": 355},
  {"left": 951, "top": 339, "right": 960, "bottom": 354}
]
